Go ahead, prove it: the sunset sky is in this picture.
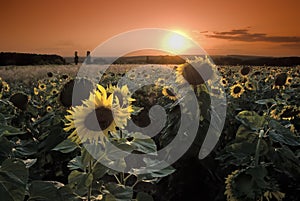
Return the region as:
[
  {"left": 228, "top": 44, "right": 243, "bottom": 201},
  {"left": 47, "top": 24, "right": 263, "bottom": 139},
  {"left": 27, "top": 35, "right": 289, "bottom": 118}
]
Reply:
[{"left": 1, "top": 0, "right": 300, "bottom": 57}]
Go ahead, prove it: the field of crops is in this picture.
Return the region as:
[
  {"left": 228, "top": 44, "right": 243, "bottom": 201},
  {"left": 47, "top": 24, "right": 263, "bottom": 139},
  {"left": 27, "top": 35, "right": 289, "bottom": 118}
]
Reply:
[{"left": 0, "top": 59, "right": 299, "bottom": 201}]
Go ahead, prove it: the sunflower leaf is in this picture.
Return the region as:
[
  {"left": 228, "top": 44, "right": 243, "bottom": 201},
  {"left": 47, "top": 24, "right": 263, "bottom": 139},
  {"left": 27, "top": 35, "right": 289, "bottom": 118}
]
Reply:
[{"left": 0, "top": 159, "right": 28, "bottom": 201}]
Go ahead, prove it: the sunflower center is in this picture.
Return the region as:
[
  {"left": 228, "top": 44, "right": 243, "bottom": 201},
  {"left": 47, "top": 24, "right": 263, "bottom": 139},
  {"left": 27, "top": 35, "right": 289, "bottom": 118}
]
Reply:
[
  {"left": 241, "top": 67, "right": 250, "bottom": 76},
  {"left": 84, "top": 106, "right": 114, "bottom": 131},
  {"left": 233, "top": 86, "right": 241, "bottom": 94}
]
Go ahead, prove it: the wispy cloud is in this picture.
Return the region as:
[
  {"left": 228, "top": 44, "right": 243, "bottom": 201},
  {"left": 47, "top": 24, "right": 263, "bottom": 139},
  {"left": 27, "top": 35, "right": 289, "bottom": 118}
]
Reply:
[{"left": 206, "top": 29, "right": 300, "bottom": 43}]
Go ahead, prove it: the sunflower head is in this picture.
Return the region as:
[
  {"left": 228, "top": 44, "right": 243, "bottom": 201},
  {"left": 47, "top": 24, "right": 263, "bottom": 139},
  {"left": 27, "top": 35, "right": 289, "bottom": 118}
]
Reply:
[
  {"left": 176, "top": 61, "right": 214, "bottom": 85},
  {"left": 230, "top": 83, "right": 245, "bottom": 98},
  {"left": 245, "top": 80, "right": 257, "bottom": 91},
  {"left": 221, "top": 78, "right": 228, "bottom": 87},
  {"left": 2, "top": 81, "right": 10, "bottom": 92},
  {"left": 162, "top": 87, "right": 177, "bottom": 101},
  {"left": 59, "top": 78, "right": 94, "bottom": 107},
  {"left": 46, "top": 106, "right": 53, "bottom": 113},
  {"left": 239, "top": 66, "right": 251, "bottom": 77},
  {"left": 38, "top": 83, "right": 47, "bottom": 91},
  {"left": 64, "top": 84, "right": 133, "bottom": 145},
  {"left": 47, "top": 72, "right": 53, "bottom": 78},
  {"left": 274, "top": 73, "right": 287, "bottom": 88},
  {"left": 9, "top": 92, "right": 29, "bottom": 111}
]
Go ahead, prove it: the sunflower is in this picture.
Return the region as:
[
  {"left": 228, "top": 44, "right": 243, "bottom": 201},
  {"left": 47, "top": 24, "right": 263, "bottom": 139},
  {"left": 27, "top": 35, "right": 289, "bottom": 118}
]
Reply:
[
  {"left": 262, "top": 191, "right": 285, "bottom": 201},
  {"left": 239, "top": 66, "right": 251, "bottom": 77},
  {"left": 162, "top": 87, "right": 177, "bottom": 101},
  {"left": 9, "top": 92, "right": 29, "bottom": 110},
  {"left": 285, "top": 76, "right": 292, "bottom": 86},
  {"left": 230, "top": 83, "right": 245, "bottom": 98},
  {"left": 47, "top": 72, "right": 53, "bottom": 78},
  {"left": 2, "top": 81, "right": 10, "bottom": 92},
  {"left": 38, "top": 83, "right": 47, "bottom": 91},
  {"left": 273, "top": 73, "right": 287, "bottom": 89},
  {"left": 225, "top": 170, "right": 240, "bottom": 201},
  {"left": 245, "top": 80, "right": 257, "bottom": 91},
  {"left": 278, "top": 105, "right": 300, "bottom": 120},
  {"left": 46, "top": 106, "right": 53, "bottom": 112},
  {"left": 176, "top": 61, "right": 214, "bottom": 85},
  {"left": 221, "top": 78, "right": 228, "bottom": 87},
  {"left": 64, "top": 84, "right": 133, "bottom": 145},
  {"left": 59, "top": 78, "right": 94, "bottom": 107},
  {"left": 109, "top": 84, "right": 135, "bottom": 107},
  {"left": 51, "top": 88, "right": 59, "bottom": 96},
  {"left": 33, "top": 87, "right": 39, "bottom": 95}
]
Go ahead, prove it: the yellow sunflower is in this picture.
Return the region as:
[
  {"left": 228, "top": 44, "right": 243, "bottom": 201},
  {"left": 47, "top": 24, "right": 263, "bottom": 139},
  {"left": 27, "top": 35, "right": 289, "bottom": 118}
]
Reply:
[
  {"left": 162, "top": 87, "right": 177, "bottom": 101},
  {"left": 51, "top": 88, "right": 59, "bottom": 96},
  {"left": 262, "top": 191, "right": 285, "bottom": 201},
  {"left": 38, "top": 83, "right": 47, "bottom": 91},
  {"left": 245, "top": 80, "right": 257, "bottom": 91},
  {"left": 230, "top": 83, "right": 245, "bottom": 98},
  {"left": 221, "top": 78, "right": 228, "bottom": 87},
  {"left": 64, "top": 84, "right": 133, "bottom": 145},
  {"left": 34, "top": 87, "right": 39, "bottom": 95},
  {"left": 2, "top": 81, "right": 10, "bottom": 92},
  {"left": 225, "top": 170, "right": 240, "bottom": 201},
  {"left": 46, "top": 106, "right": 53, "bottom": 113}
]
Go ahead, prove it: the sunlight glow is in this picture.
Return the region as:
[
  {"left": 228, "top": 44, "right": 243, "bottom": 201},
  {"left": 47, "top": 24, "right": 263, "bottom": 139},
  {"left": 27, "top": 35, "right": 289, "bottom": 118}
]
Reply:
[{"left": 162, "top": 31, "right": 192, "bottom": 54}]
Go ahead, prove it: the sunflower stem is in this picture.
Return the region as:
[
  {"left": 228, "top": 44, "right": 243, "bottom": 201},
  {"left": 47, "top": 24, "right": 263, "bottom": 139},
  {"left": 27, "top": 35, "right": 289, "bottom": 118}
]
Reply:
[
  {"left": 87, "top": 159, "right": 93, "bottom": 201},
  {"left": 255, "top": 130, "right": 264, "bottom": 167}
]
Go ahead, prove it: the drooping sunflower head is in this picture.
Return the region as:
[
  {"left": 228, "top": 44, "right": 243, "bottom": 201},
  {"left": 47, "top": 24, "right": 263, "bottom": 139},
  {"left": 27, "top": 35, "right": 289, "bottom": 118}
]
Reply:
[
  {"left": 225, "top": 170, "right": 240, "bottom": 201},
  {"left": 245, "top": 80, "right": 257, "bottom": 91},
  {"left": 47, "top": 72, "right": 53, "bottom": 78},
  {"left": 9, "top": 92, "right": 29, "bottom": 111},
  {"left": 64, "top": 84, "right": 133, "bottom": 145},
  {"left": 176, "top": 58, "right": 214, "bottom": 85},
  {"left": 230, "top": 83, "right": 245, "bottom": 98},
  {"left": 162, "top": 87, "right": 177, "bottom": 101},
  {"left": 239, "top": 66, "right": 251, "bottom": 77},
  {"left": 59, "top": 78, "right": 94, "bottom": 107},
  {"left": 273, "top": 73, "right": 288, "bottom": 89}
]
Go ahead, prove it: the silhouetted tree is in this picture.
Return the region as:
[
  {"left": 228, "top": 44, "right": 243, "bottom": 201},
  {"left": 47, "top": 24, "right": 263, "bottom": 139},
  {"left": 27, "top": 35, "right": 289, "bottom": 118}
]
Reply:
[
  {"left": 86, "top": 51, "right": 91, "bottom": 64},
  {"left": 74, "top": 51, "right": 79, "bottom": 65}
]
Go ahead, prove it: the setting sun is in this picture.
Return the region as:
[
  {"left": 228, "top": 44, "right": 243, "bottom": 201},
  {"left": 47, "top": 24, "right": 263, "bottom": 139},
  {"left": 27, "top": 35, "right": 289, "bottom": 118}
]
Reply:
[{"left": 162, "top": 31, "right": 192, "bottom": 54}]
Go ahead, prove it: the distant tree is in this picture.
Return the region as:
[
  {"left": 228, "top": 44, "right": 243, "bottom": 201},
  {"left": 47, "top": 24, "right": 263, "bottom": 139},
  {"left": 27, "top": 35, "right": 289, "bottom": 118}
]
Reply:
[
  {"left": 86, "top": 51, "right": 91, "bottom": 64},
  {"left": 74, "top": 51, "right": 79, "bottom": 65}
]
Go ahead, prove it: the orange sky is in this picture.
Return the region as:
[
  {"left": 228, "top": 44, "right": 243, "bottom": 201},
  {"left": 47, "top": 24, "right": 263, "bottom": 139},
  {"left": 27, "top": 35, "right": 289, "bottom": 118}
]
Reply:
[{"left": 1, "top": 0, "right": 300, "bottom": 56}]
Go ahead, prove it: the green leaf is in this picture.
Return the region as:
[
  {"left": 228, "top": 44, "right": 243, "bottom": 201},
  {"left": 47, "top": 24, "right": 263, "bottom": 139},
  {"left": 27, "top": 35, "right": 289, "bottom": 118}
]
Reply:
[
  {"left": 0, "top": 136, "right": 13, "bottom": 162},
  {"left": 255, "top": 99, "right": 276, "bottom": 105},
  {"left": 0, "top": 159, "right": 28, "bottom": 201},
  {"left": 135, "top": 158, "right": 176, "bottom": 181},
  {"left": 52, "top": 139, "right": 79, "bottom": 153},
  {"left": 0, "top": 125, "right": 26, "bottom": 136},
  {"left": 129, "top": 132, "right": 157, "bottom": 154},
  {"left": 268, "top": 120, "right": 300, "bottom": 146},
  {"left": 68, "top": 170, "right": 93, "bottom": 196},
  {"left": 105, "top": 182, "right": 133, "bottom": 201},
  {"left": 68, "top": 156, "right": 84, "bottom": 171},
  {"left": 28, "top": 181, "right": 80, "bottom": 201},
  {"left": 236, "top": 110, "right": 266, "bottom": 131},
  {"left": 92, "top": 163, "right": 109, "bottom": 180},
  {"left": 136, "top": 192, "right": 154, "bottom": 201}
]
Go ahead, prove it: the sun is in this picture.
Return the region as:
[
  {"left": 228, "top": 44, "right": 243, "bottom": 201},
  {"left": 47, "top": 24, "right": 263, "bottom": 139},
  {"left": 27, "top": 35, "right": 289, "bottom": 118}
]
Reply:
[{"left": 162, "top": 30, "right": 192, "bottom": 54}]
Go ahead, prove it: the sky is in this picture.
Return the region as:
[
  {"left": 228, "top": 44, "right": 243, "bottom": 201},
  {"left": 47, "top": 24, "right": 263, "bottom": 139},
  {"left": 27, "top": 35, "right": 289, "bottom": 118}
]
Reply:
[{"left": 1, "top": 0, "right": 300, "bottom": 57}]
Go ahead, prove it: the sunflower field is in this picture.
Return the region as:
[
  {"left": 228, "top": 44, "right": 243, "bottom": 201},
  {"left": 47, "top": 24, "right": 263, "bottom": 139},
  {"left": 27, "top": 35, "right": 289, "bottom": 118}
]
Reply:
[{"left": 0, "top": 59, "right": 299, "bottom": 201}]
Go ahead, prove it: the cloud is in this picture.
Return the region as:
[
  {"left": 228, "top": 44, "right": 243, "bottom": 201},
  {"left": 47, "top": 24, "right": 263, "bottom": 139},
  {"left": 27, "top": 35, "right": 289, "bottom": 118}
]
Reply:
[{"left": 206, "top": 29, "right": 300, "bottom": 43}]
